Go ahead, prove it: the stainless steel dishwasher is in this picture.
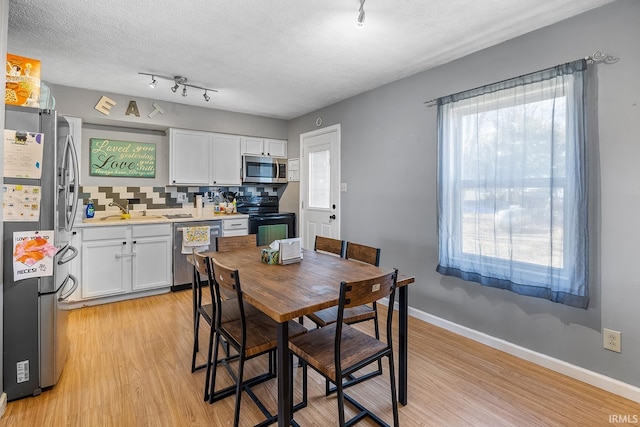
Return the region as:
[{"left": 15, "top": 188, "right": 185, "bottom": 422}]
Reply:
[{"left": 172, "top": 220, "right": 222, "bottom": 291}]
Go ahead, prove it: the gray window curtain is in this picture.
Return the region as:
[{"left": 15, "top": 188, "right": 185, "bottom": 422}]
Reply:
[{"left": 436, "top": 59, "right": 589, "bottom": 308}]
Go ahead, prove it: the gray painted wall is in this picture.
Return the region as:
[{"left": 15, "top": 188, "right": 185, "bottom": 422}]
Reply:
[
  {"left": 286, "top": 0, "right": 640, "bottom": 387},
  {"left": 48, "top": 84, "right": 289, "bottom": 188}
]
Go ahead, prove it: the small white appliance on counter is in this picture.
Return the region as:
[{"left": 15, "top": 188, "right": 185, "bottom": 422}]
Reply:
[{"left": 3, "top": 106, "right": 80, "bottom": 400}]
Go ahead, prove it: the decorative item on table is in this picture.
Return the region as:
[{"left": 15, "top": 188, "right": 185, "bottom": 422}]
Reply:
[
  {"left": 261, "top": 247, "right": 279, "bottom": 264},
  {"left": 261, "top": 238, "right": 302, "bottom": 265}
]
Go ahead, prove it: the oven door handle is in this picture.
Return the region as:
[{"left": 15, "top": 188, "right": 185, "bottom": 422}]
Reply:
[{"left": 251, "top": 215, "right": 293, "bottom": 222}]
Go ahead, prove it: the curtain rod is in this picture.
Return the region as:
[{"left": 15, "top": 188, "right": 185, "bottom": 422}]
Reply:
[{"left": 423, "top": 51, "right": 619, "bottom": 107}]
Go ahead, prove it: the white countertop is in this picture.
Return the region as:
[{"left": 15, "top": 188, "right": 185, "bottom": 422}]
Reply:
[{"left": 76, "top": 208, "right": 248, "bottom": 228}]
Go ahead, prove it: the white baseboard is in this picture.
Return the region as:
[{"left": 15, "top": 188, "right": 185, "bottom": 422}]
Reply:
[
  {"left": 385, "top": 297, "right": 640, "bottom": 403},
  {"left": 0, "top": 392, "right": 7, "bottom": 419}
]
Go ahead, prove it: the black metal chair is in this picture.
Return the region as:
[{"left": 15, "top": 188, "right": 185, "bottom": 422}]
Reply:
[
  {"left": 207, "top": 256, "right": 308, "bottom": 427},
  {"left": 289, "top": 269, "right": 399, "bottom": 427},
  {"left": 307, "top": 241, "right": 383, "bottom": 394},
  {"left": 190, "top": 249, "right": 214, "bottom": 373}
]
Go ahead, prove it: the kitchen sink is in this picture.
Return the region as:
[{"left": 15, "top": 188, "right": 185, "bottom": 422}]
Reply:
[{"left": 99, "top": 215, "right": 166, "bottom": 221}]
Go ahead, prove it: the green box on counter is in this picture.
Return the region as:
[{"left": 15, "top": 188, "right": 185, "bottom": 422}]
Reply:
[{"left": 261, "top": 248, "right": 279, "bottom": 264}]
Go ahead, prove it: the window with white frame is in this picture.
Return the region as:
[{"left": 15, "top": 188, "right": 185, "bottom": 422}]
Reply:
[{"left": 436, "top": 60, "right": 589, "bottom": 308}]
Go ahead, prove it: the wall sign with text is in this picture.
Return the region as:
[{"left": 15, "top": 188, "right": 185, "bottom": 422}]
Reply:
[{"left": 90, "top": 138, "right": 156, "bottom": 178}]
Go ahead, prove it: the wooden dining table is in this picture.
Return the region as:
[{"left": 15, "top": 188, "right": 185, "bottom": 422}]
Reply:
[{"left": 205, "top": 247, "right": 414, "bottom": 427}]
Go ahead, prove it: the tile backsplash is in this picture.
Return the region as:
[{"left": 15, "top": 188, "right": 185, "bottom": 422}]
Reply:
[{"left": 79, "top": 185, "right": 284, "bottom": 211}]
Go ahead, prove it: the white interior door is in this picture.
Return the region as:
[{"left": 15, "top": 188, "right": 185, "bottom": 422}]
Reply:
[{"left": 300, "top": 124, "right": 341, "bottom": 249}]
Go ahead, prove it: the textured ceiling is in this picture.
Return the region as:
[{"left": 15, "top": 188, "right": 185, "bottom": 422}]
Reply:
[{"left": 8, "top": 0, "right": 614, "bottom": 120}]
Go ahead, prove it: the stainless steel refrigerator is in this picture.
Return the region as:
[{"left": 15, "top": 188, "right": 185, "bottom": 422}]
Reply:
[{"left": 3, "top": 105, "right": 79, "bottom": 400}]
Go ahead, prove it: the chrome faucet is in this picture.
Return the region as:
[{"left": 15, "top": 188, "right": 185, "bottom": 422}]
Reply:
[{"left": 109, "top": 201, "right": 129, "bottom": 214}]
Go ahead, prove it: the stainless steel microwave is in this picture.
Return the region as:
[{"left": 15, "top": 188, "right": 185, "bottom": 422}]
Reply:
[{"left": 242, "top": 155, "right": 287, "bottom": 184}]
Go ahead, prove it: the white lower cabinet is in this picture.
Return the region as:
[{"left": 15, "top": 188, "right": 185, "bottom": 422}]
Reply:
[
  {"left": 80, "top": 224, "right": 171, "bottom": 301},
  {"left": 222, "top": 218, "right": 248, "bottom": 236}
]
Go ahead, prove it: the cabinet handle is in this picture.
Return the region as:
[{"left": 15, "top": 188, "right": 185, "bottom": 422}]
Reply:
[
  {"left": 133, "top": 240, "right": 137, "bottom": 244},
  {"left": 115, "top": 253, "right": 134, "bottom": 259}
]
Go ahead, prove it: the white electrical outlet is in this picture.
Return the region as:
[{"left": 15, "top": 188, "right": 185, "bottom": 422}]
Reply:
[
  {"left": 603, "top": 328, "right": 621, "bottom": 353},
  {"left": 177, "top": 194, "right": 187, "bottom": 203}
]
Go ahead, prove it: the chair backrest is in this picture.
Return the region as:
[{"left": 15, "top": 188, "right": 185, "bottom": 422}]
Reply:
[
  {"left": 335, "top": 269, "right": 398, "bottom": 363},
  {"left": 314, "top": 236, "right": 345, "bottom": 257},
  {"left": 339, "top": 269, "right": 396, "bottom": 312},
  {"left": 345, "top": 242, "right": 380, "bottom": 266},
  {"left": 192, "top": 250, "right": 216, "bottom": 313},
  {"left": 210, "top": 257, "right": 246, "bottom": 322},
  {"left": 216, "top": 234, "right": 257, "bottom": 252}
]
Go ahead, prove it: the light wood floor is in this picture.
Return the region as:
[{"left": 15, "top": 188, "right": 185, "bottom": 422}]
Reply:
[{"left": 2, "top": 290, "right": 639, "bottom": 426}]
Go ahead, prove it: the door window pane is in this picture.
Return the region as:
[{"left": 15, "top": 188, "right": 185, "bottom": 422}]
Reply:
[{"left": 309, "top": 149, "right": 330, "bottom": 208}]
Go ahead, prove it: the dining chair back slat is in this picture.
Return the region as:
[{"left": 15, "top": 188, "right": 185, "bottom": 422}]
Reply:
[
  {"left": 216, "top": 234, "right": 257, "bottom": 252},
  {"left": 314, "top": 236, "right": 345, "bottom": 257}
]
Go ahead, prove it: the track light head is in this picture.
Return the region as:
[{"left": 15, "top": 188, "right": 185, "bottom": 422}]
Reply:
[
  {"left": 139, "top": 72, "right": 216, "bottom": 101},
  {"left": 357, "top": 0, "right": 365, "bottom": 26}
]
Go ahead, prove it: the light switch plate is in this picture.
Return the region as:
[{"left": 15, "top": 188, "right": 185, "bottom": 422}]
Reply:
[{"left": 340, "top": 183, "right": 348, "bottom": 192}]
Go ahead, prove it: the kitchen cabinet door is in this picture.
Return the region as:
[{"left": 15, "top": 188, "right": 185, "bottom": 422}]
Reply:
[
  {"left": 241, "top": 137, "right": 265, "bottom": 156},
  {"left": 264, "top": 139, "right": 287, "bottom": 158},
  {"left": 169, "top": 128, "right": 211, "bottom": 185},
  {"left": 222, "top": 217, "right": 248, "bottom": 236},
  {"left": 241, "top": 137, "right": 288, "bottom": 158},
  {"left": 131, "top": 234, "right": 172, "bottom": 291},
  {"left": 212, "top": 133, "right": 242, "bottom": 185},
  {"left": 81, "top": 238, "right": 129, "bottom": 299}
]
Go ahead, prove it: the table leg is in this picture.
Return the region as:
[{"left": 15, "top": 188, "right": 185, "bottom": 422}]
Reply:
[
  {"left": 277, "top": 321, "right": 292, "bottom": 426},
  {"left": 398, "top": 285, "right": 408, "bottom": 405}
]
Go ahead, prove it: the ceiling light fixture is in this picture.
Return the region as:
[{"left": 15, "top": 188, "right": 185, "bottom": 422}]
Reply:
[
  {"left": 139, "top": 72, "right": 218, "bottom": 102},
  {"left": 357, "top": 0, "right": 365, "bottom": 27}
]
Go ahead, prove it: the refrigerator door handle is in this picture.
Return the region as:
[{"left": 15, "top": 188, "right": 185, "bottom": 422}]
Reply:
[
  {"left": 63, "top": 134, "right": 80, "bottom": 231},
  {"left": 58, "top": 274, "right": 79, "bottom": 302},
  {"left": 57, "top": 243, "right": 78, "bottom": 265}
]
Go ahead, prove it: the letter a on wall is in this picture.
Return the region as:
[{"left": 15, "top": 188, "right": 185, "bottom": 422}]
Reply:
[{"left": 125, "top": 100, "right": 140, "bottom": 117}]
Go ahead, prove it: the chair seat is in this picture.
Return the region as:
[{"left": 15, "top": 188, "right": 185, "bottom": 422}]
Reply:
[
  {"left": 221, "top": 312, "right": 308, "bottom": 358},
  {"left": 307, "top": 304, "right": 375, "bottom": 328},
  {"left": 288, "top": 323, "right": 387, "bottom": 382}
]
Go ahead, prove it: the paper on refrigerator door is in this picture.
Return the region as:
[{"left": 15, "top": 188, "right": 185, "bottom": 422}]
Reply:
[
  {"left": 3, "top": 184, "right": 41, "bottom": 221},
  {"left": 3, "top": 129, "right": 44, "bottom": 178},
  {"left": 13, "top": 230, "right": 58, "bottom": 281}
]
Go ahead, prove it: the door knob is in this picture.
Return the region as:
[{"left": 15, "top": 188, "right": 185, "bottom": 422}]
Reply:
[{"left": 329, "top": 214, "right": 336, "bottom": 220}]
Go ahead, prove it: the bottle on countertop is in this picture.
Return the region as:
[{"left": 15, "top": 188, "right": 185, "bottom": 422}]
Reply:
[{"left": 85, "top": 198, "right": 95, "bottom": 219}]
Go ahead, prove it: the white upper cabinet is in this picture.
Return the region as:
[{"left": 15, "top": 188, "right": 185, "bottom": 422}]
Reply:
[
  {"left": 211, "top": 133, "right": 242, "bottom": 186},
  {"left": 169, "top": 128, "right": 211, "bottom": 185},
  {"left": 241, "top": 137, "right": 287, "bottom": 158}
]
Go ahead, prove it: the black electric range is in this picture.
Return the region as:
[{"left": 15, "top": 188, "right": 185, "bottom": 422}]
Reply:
[{"left": 236, "top": 195, "right": 296, "bottom": 245}]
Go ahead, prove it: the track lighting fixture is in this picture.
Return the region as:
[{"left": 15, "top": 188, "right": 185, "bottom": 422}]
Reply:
[
  {"left": 357, "top": 0, "right": 365, "bottom": 26},
  {"left": 139, "top": 72, "right": 218, "bottom": 102}
]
